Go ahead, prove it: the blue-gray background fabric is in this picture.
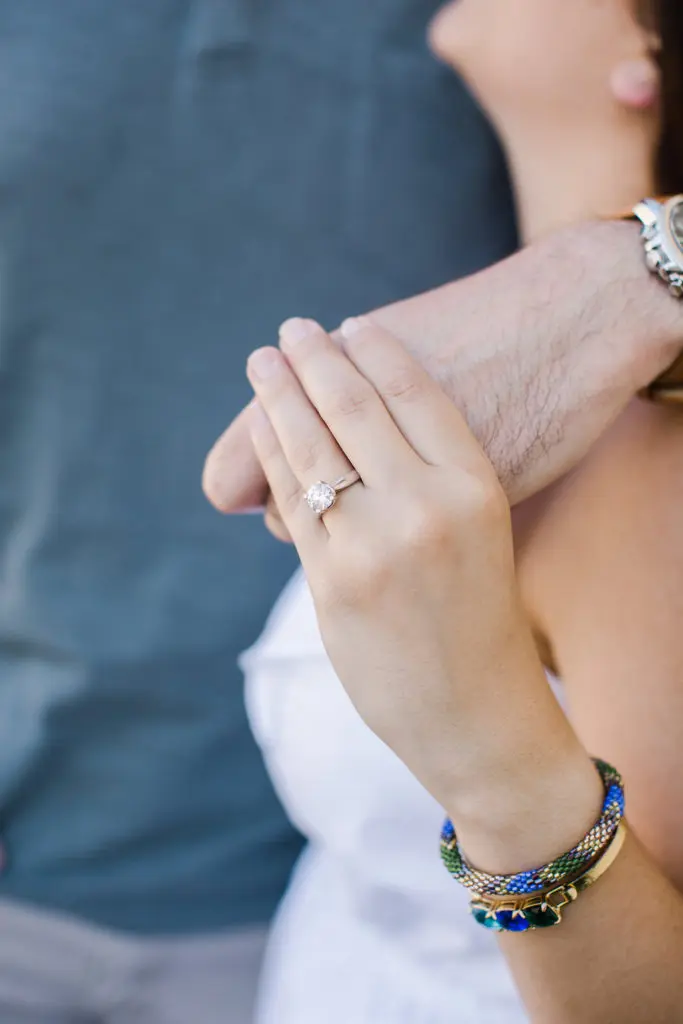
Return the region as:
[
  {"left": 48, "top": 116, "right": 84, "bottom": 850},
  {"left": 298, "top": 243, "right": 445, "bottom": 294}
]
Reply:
[{"left": 0, "top": 0, "right": 515, "bottom": 933}]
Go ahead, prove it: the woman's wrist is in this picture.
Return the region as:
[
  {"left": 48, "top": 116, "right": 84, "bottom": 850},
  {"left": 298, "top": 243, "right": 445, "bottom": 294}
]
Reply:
[{"left": 439, "top": 720, "right": 603, "bottom": 877}]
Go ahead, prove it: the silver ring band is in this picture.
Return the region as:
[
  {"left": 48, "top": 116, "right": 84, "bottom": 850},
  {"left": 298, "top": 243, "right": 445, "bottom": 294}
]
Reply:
[{"left": 330, "top": 471, "right": 361, "bottom": 492}]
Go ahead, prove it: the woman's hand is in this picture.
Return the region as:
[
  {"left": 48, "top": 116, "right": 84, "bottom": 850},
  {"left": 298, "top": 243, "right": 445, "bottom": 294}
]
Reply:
[{"left": 246, "top": 316, "right": 597, "bottom": 862}]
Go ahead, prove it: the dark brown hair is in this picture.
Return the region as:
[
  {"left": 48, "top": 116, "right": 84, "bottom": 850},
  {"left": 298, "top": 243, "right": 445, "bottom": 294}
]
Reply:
[{"left": 654, "top": 2, "right": 683, "bottom": 192}]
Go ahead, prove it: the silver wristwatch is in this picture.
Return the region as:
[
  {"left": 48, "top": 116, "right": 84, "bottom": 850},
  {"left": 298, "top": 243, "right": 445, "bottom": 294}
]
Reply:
[
  {"left": 629, "top": 195, "right": 683, "bottom": 403},
  {"left": 633, "top": 195, "right": 683, "bottom": 298}
]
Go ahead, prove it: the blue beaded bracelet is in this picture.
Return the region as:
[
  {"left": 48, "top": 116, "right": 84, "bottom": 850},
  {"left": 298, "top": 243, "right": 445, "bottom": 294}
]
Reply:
[{"left": 440, "top": 758, "right": 625, "bottom": 900}]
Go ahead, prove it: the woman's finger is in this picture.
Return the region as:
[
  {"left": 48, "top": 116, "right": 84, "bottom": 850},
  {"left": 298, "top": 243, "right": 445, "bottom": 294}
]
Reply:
[
  {"left": 246, "top": 346, "right": 356, "bottom": 492},
  {"left": 203, "top": 403, "right": 270, "bottom": 513},
  {"left": 278, "top": 318, "right": 416, "bottom": 486},
  {"left": 339, "top": 317, "right": 489, "bottom": 473},
  {"left": 246, "top": 347, "right": 370, "bottom": 534},
  {"left": 264, "top": 492, "right": 293, "bottom": 544},
  {"left": 247, "top": 400, "right": 326, "bottom": 560}
]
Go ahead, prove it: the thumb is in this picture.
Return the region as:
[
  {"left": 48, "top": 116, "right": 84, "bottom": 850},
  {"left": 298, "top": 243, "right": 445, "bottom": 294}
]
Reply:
[{"left": 203, "top": 404, "right": 270, "bottom": 513}]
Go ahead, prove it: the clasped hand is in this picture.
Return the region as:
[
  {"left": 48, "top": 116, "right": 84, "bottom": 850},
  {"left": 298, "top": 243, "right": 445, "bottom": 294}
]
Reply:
[{"left": 246, "top": 315, "right": 555, "bottom": 815}]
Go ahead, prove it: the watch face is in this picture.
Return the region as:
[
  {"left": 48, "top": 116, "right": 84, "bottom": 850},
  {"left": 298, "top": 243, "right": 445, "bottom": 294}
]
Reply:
[{"left": 669, "top": 200, "right": 683, "bottom": 253}]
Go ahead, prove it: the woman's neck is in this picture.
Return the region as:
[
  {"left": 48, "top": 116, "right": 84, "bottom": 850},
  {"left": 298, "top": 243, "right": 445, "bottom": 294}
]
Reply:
[{"left": 500, "top": 117, "right": 657, "bottom": 244}]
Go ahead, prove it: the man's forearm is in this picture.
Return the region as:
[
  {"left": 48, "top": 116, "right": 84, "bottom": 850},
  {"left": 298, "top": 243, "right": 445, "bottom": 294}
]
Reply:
[
  {"left": 363, "top": 219, "right": 683, "bottom": 502},
  {"left": 204, "top": 219, "right": 682, "bottom": 513}
]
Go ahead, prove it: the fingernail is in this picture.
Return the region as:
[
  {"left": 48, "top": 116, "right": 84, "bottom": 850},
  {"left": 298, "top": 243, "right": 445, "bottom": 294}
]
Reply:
[
  {"left": 247, "top": 347, "right": 282, "bottom": 380},
  {"left": 340, "top": 316, "right": 371, "bottom": 339},
  {"left": 278, "top": 317, "right": 319, "bottom": 346}
]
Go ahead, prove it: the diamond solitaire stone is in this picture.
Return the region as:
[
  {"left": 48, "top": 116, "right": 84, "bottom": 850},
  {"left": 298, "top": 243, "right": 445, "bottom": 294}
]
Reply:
[{"left": 305, "top": 481, "right": 336, "bottom": 515}]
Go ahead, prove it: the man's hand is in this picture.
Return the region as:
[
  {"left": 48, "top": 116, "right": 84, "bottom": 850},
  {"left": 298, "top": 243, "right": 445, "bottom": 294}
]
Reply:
[{"left": 203, "top": 220, "right": 682, "bottom": 518}]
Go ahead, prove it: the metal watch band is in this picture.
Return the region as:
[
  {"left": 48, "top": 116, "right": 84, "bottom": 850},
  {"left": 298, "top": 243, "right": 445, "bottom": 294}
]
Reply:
[
  {"left": 633, "top": 195, "right": 683, "bottom": 299},
  {"left": 618, "top": 195, "right": 683, "bottom": 403}
]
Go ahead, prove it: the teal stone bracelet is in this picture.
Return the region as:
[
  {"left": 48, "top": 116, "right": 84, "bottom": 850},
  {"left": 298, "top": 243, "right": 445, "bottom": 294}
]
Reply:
[{"left": 469, "top": 821, "right": 628, "bottom": 933}]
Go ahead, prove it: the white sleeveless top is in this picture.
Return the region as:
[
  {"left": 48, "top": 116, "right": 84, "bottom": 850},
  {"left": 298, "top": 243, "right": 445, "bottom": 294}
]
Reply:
[{"left": 243, "top": 570, "right": 562, "bottom": 1024}]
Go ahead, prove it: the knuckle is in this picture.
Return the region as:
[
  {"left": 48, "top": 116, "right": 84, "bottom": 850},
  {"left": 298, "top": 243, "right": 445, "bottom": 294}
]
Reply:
[
  {"left": 381, "top": 367, "right": 423, "bottom": 404},
  {"left": 392, "top": 476, "right": 509, "bottom": 556},
  {"left": 399, "top": 500, "right": 453, "bottom": 554},
  {"left": 454, "top": 473, "right": 510, "bottom": 530},
  {"left": 289, "top": 436, "right": 326, "bottom": 477},
  {"left": 329, "top": 384, "right": 372, "bottom": 420}
]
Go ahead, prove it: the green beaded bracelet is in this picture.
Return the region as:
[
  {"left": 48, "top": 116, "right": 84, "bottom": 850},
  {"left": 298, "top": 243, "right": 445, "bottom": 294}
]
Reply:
[{"left": 440, "top": 758, "right": 625, "bottom": 899}]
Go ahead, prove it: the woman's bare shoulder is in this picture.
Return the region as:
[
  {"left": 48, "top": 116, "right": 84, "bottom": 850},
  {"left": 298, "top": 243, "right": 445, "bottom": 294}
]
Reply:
[{"left": 517, "top": 398, "right": 683, "bottom": 611}]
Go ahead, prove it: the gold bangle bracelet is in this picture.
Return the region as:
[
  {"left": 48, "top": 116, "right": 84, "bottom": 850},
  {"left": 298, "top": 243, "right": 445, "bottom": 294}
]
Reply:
[
  {"left": 470, "top": 822, "right": 628, "bottom": 932},
  {"left": 568, "top": 818, "right": 628, "bottom": 898}
]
